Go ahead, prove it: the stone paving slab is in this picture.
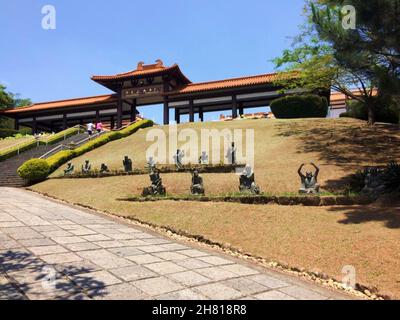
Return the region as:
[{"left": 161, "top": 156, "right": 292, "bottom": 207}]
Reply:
[{"left": 0, "top": 187, "right": 352, "bottom": 300}]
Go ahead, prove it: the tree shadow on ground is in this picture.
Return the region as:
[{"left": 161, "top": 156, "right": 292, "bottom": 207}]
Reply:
[
  {"left": 275, "top": 121, "right": 400, "bottom": 168},
  {"left": 0, "top": 249, "right": 108, "bottom": 300},
  {"left": 327, "top": 204, "right": 400, "bottom": 229}
]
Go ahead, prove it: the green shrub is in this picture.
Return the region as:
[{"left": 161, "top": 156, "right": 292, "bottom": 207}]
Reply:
[
  {"left": 17, "top": 159, "right": 50, "bottom": 183},
  {"left": 270, "top": 94, "right": 328, "bottom": 119},
  {"left": 0, "top": 139, "right": 41, "bottom": 162},
  {"left": 0, "top": 128, "right": 19, "bottom": 139},
  {"left": 43, "top": 127, "right": 80, "bottom": 145},
  {"left": 346, "top": 97, "right": 399, "bottom": 124},
  {"left": 46, "top": 150, "right": 75, "bottom": 172}
]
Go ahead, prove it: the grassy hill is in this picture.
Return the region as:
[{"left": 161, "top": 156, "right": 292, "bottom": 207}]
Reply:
[
  {"left": 50, "top": 118, "right": 400, "bottom": 195},
  {"left": 32, "top": 118, "right": 400, "bottom": 299}
]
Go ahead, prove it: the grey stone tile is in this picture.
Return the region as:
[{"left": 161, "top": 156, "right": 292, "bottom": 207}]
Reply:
[
  {"left": 55, "top": 261, "right": 101, "bottom": 276},
  {"left": 219, "top": 264, "right": 259, "bottom": 276},
  {"left": 121, "top": 239, "right": 149, "bottom": 246},
  {"left": 126, "top": 254, "right": 163, "bottom": 265},
  {"left": 109, "top": 265, "right": 157, "bottom": 282},
  {"left": 109, "top": 246, "right": 143, "bottom": 257},
  {"left": 222, "top": 278, "right": 270, "bottom": 295},
  {"left": 196, "top": 267, "right": 237, "bottom": 281},
  {"left": 194, "top": 283, "right": 242, "bottom": 300},
  {"left": 247, "top": 274, "right": 290, "bottom": 289},
  {"left": 41, "top": 252, "right": 83, "bottom": 264},
  {"left": 167, "top": 271, "right": 211, "bottom": 286},
  {"left": 52, "top": 236, "right": 86, "bottom": 244},
  {"left": 0, "top": 222, "right": 25, "bottom": 228},
  {"left": 71, "top": 270, "right": 122, "bottom": 290},
  {"left": 93, "top": 240, "right": 125, "bottom": 249},
  {"left": 176, "top": 258, "right": 212, "bottom": 270},
  {"left": 279, "top": 286, "right": 328, "bottom": 300},
  {"left": 153, "top": 251, "right": 188, "bottom": 261},
  {"left": 92, "top": 283, "right": 147, "bottom": 300},
  {"left": 136, "top": 245, "right": 170, "bottom": 253},
  {"left": 131, "top": 277, "right": 184, "bottom": 296},
  {"left": 27, "top": 245, "right": 68, "bottom": 256},
  {"left": 179, "top": 249, "right": 210, "bottom": 258},
  {"left": 32, "top": 225, "right": 62, "bottom": 232},
  {"left": 41, "top": 230, "right": 73, "bottom": 238},
  {"left": 141, "top": 238, "right": 171, "bottom": 245},
  {"left": 81, "top": 234, "right": 111, "bottom": 242},
  {"left": 145, "top": 261, "right": 187, "bottom": 275},
  {"left": 19, "top": 238, "right": 56, "bottom": 247},
  {"left": 78, "top": 249, "right": 133, "bottom": 269},
  {"left": 160, "top": 243, "right": 189, "bottom": 251},
  {"left": 64, "top": 242, "right": 100, "bottom": 252},
  {"left": 254, "top": 290, "right": 296, "bottom": 300},
  {"left": 156, "top": 289, "right": 208, "bottom": 300},
  {"left": 197, "top": 256, "right": 234, "bottom": 266}
]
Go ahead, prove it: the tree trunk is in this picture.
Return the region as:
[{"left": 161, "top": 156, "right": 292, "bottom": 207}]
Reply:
[{"left": 366, "top": 101, "right": 375, "bottom": 125}]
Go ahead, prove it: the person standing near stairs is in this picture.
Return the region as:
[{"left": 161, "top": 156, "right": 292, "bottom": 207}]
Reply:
[{"left": 87, "top": 122, "right": 94, "bottom": 137}]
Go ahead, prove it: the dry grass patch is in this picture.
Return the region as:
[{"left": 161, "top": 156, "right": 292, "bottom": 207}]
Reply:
[{"left": 32, "top": 178, "right": 400, "bottom": 299}]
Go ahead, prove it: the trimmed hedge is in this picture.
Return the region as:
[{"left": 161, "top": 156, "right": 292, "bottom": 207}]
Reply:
[
  {"left": 0, "top": 128, "right": 19, "bottom": 139},
  {"left": 0, "top": 127, "right": 81, "bottom": 163},
  {"left": 270, "top": 94, "right": 328, "bottom": 119},
  {"left": 43, "top": 119, "right": 153, "bottom": 175},
  {"left": 17, "top": 159, "right": 50, "bottom": 184}
]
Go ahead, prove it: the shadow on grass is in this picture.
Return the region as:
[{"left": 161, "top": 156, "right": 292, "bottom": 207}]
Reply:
[
  {"left": 328, "top": 205, "right": 400, "bottom": 229},
  {"left": 275, "top": 121, "right": 400, "bottom": 168},
  {"left": 0, "top": 249, "right": 107, "bottom": 299}
]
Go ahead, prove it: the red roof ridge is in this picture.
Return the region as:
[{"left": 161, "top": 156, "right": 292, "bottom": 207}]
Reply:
[
  {"left": 185, "top": 71, "right": 279, "bottom": 87},
  {"left": 29, "top": 93, "right": 116, "bottom": 107}
]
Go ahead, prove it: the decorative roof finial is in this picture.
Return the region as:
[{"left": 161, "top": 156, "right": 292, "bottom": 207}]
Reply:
[
  {"left": 137, "top": 61, "right": 145, "bottom": 70},
  {"left": 155, "top": 59, "right": 164, "bottom": 68}
]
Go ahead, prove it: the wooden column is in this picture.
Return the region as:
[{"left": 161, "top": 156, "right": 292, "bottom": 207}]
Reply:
[
  {"left": 14, "top": 118, "right": 19, "bottom": 131},
  {"left": 175, "top": 108, "right": 180, "bottom": 124},
  {"left": 239, "top": 103, "right": 244, "bottom": 116},
  {"left": 199, "top": 106, "right": 204, "bottom": 122},
  {"left": 163, "top": 97, "right": 170, "bottom": 125},
  {"left": 232, "top": 95, "right": 238, "bottom": 119},
  {"left": 130, "top": 99, "right": 137, "bottom": 122},
  {"left": 117, "top": 94, "right": 123, "bottom": 129},
  {"left": 96, "top": 110, "right": 100, "bottom": 123},
  {"left": 110, "top": 116, "right": 115, "bottom": 130},
  {"left": 32, "top": 116, "right": 37, "bottom": 134},
  {"left": 62, "top": 114, "right": 67, "bottom": 130},
  {"left": 189, "top": 100, "right": 195, "bottom": 123}
]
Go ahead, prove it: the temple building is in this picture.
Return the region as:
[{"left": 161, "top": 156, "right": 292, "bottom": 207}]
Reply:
[{"left": 0, "top": 59, "right": 308, "bottom": 132}]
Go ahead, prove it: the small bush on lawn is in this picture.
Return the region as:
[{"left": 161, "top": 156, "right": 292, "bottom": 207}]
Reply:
[
  {"left": 270, "top": 94, "right": 328, "bottom": 119},
  {"left": 17, "top": 159, "right": 50, "bottom": 184},
  {"left": 0, "top": 128, "right": 19, "bottom": 139}
]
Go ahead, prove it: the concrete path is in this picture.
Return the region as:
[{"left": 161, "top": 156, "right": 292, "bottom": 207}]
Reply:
[{"left": 0, "top": 187, "right": 350, "bottom": 300}]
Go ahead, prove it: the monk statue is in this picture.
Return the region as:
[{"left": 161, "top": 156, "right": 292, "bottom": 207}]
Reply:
[
  {"left": 173, "top": 149, "right": 185, "bottom": 169},
  {"left": 145, "top": 156, "right": 156, "bottom": 171},
  {"left": 81, "top": 160, "right": 91, "bottom": 174},
  {"left": 142, "top": 167, "right": 166, "bottom": 196},
  {"left": 191, "top": 170, "right": 205, "bottom": 195},
  {"left": 239, "top": 165, "right": 261, "bottom": 194},
  {"left": 198, "top": 151, "right": 209, "bottom": 165},
  {"left": 64, "top": 162, "right": 74, "bottom": 176},
  {"left": 123, "top": 156, "right": 133, "bottom": 172},
  {"left": 298, "top": 163, "right": 320, "bottom": 194},
  {"left": 226, "top": 142, "right": 237, "bottom": 165},
  {"left": 100, "top": 163, "right": 110, "bottom": 173}
]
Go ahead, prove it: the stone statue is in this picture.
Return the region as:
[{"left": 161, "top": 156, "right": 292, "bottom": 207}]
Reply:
[
  {"left": 226, "top": 142, "right": 237, "bottom": 165},
  {"left": 64, "top": 162, "right": 74, "bottom": 176},
  {"left": 298, "top": 163, "right": 320, "bottom": 194},
  {"left": 198, "top": 151, "right": 209, "bottom": 165},
  {"left": 123, "top": 156, "right": 133, "bottom": 172},
  {"left": 145, "top": 156, "right": 156, "bottom": 171},
  {"left": 239, "top": 165, "right": 261, "bottom": 194},
  {"left": 142, "top": 167, "right": 166, "bottom": 197},
  {"left": 81, "top": 160, "right": 91, "bottom": 174},
  {"left": 361, "top": 167, "right": 386, "bottom": 196},
  {"left": 173, "top": 149, "right": 185, "bottom": 169},
  {"left": 100, "top": 163, "right": 110, "bottom": 173},
  {"left": 191, "top": 170, "right": 205, "bottom": 195}
]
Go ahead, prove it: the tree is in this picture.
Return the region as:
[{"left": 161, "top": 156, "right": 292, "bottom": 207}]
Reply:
[
  {"left": 0, "top": 84, "right": 31, "bottom": 128},
  {"left": 273, "top": 0, "right": 400, "bottom": 125}
]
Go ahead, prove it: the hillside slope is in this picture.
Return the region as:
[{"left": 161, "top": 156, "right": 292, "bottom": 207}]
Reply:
[{"left": 50, "top": 118, "right": 400, "bottom": 194}]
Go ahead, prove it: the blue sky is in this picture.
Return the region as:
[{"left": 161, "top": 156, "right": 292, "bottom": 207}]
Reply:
[{"left": 0, "top": 0, "right": 307, "bottom": 123}]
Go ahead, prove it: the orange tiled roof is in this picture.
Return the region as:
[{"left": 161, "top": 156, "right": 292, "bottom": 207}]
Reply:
[
  {"left": 168, "top": 72, "right": 284, "bottom": 95},
  {"left": 0, "top": 94, "right": 117, "bottom": 114}
]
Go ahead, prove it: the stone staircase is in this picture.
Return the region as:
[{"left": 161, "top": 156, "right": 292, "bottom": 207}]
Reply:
[{"left": 0, "top": 132, "right": 89, "bottom": 187}]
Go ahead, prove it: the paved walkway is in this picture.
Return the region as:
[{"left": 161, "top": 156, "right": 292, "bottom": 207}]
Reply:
[{"left": 0, "top": 187, "right": 350, "bottom": 300}]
